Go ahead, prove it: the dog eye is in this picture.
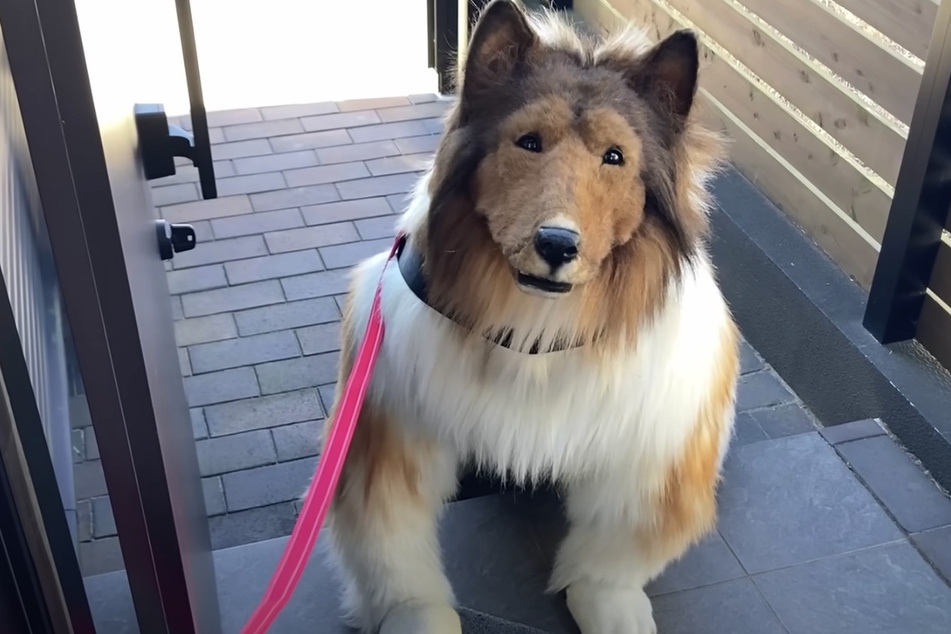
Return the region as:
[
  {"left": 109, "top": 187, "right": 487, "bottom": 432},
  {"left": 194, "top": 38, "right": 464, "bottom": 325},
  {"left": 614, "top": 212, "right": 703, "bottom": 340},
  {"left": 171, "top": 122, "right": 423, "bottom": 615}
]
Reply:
[
  {"left": 602, "top": 147, "right": 624, "bottom": 166},
  {"left": 516, "top": 133, "right": 542, "bottom": 153}
]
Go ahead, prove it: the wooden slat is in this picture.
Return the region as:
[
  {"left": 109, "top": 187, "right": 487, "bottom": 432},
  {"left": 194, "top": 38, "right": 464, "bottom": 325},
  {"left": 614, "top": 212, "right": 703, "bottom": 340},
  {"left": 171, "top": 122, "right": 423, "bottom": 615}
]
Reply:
[
  {"left": 610, "top": 0, "right": 906, "bottom": 186},
  {"left": 741, "top": 0, "right": 921, "bottom": 124},
  {"left": 835, "top": 0, "right": 937, "bottom": 61},
  {"left": 917, "top": 294, "right": 951, "bottom": 371},
  {"left": 699, "top": 92, "right": 880, "bottom": 288},
  {"left": 702, "top": 49, "right": 892, "bottom": 242},
  {"left": 929, "top": 239, "right": 951, "bottom": 304}
]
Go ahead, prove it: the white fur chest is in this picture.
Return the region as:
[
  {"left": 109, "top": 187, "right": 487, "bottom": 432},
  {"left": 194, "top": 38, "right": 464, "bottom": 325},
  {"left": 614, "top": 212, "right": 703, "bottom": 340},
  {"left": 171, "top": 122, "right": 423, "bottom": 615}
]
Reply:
[{"left": 346, "top": 250, "right": 733, "bottom": 488}]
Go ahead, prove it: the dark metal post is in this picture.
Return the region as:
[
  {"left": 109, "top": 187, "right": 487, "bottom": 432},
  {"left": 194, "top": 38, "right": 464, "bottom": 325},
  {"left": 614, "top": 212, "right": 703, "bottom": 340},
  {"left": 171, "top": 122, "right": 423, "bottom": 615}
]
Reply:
[
  {"left": 864, "top": 0, "right": 951, "bottom": 342},
  {"left": 433, "top": 0, "right": 461, "bottom": 94}
]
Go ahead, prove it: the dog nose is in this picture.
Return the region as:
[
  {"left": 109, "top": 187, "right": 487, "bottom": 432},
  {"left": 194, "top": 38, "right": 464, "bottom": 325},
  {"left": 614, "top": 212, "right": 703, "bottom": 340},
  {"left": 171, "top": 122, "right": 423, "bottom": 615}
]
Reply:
[{"left": 534, "top": 226, "right": 580, "bottom": 267}]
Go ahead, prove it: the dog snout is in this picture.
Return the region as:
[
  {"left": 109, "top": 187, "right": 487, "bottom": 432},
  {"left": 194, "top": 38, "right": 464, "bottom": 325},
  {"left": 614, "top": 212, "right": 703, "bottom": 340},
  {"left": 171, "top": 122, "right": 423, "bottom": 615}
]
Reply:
[{"left": 534, "top": 226, "right": 580, "bottom": 268}]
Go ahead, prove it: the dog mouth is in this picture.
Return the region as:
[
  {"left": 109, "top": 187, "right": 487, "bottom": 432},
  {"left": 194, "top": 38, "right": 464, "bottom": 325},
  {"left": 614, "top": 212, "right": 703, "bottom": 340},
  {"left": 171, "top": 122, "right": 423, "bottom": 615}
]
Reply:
[{"left": 515, "top": 271, "right": 573, "bottom": 294}]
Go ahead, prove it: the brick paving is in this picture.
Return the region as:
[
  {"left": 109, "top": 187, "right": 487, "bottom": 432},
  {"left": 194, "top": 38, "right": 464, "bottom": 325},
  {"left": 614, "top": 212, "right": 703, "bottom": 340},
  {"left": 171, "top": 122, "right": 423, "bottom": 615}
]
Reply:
[{"left": 67, "top": 94, "right": 886, "bottom": 581}]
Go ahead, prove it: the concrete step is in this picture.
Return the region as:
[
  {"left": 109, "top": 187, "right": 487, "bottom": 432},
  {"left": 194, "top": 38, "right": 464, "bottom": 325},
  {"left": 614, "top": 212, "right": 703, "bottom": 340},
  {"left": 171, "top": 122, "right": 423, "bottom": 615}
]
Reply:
[{"left": 84, "top": 490, "right": 571, "bottom": 633}]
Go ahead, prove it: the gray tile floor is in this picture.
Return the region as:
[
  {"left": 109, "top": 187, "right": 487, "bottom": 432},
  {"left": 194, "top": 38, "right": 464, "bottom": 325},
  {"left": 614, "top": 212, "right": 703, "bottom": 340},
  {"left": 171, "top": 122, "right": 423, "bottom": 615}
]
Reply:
[{"left": 75, "top": 93, "right": 951, "bottom": 633}]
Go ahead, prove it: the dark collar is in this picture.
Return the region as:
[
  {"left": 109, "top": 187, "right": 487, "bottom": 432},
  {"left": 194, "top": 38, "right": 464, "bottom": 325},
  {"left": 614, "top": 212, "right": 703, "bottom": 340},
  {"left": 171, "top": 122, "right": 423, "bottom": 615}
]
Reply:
[{"left": 395, "top": 235, "right": 585, "bottom": 355}]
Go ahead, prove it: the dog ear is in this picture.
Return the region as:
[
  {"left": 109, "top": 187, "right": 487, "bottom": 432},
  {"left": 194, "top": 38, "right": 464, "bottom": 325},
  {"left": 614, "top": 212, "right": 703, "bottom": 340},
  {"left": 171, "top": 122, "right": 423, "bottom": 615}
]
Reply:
[
  {"left": 628, "top": 30, "right": 699, "bottom": 121},
  {"left": 461, "top": 1, "right": 536, "bottom": 109}
]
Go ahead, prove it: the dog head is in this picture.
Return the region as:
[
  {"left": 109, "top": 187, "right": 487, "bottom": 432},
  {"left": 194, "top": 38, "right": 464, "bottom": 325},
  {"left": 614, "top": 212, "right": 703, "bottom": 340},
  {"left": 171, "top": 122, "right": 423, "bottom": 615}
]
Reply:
[{"left": 439, "top": 0, "right": 705, "bottom": 298}]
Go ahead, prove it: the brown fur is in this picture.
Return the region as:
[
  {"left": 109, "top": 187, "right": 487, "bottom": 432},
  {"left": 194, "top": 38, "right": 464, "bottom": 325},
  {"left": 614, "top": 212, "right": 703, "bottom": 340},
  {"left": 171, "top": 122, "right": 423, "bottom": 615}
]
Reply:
[
  {"left": 640, "top": 319, "right": 740, "bottom": 563},
  {"left": 410, "top": 3, "right": 726, "bottom": 354}
]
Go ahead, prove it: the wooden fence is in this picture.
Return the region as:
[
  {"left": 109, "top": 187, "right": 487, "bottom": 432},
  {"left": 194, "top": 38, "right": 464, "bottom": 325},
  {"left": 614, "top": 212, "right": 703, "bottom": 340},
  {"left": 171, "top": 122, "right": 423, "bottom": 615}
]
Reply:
[{"left": 574, "top": 0, "right": 951, "bottom": 369}]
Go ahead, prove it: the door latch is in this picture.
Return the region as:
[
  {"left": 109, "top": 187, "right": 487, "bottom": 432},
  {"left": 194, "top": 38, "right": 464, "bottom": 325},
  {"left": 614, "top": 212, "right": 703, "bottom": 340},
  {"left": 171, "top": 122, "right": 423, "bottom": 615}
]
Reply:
[{"left": 155, "top": 219, "right": 197, "bottom": 261}]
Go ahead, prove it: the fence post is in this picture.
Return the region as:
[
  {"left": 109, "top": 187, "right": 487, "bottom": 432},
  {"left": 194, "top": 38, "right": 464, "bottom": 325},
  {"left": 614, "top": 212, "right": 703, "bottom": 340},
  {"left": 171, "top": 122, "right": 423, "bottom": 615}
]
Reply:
[{"left": 864, "top": 0, "right": 951, "bottom": 343}]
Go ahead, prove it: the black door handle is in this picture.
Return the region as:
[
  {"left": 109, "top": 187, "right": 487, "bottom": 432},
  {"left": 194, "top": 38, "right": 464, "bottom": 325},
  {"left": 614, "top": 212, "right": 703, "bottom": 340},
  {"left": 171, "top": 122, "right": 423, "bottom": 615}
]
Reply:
[
  {"left": 133, "top": 0, "right": 216, "bottom": 199},
  {"left": 174, "top": 0, "right": 216, "bottom": 200}
]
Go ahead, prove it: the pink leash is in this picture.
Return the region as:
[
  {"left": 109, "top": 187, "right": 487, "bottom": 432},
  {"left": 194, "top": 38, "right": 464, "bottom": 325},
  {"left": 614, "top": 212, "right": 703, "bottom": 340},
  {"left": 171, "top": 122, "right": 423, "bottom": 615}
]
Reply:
[{"left": 240, "top": 233, "right": 404, "bottom": 634}]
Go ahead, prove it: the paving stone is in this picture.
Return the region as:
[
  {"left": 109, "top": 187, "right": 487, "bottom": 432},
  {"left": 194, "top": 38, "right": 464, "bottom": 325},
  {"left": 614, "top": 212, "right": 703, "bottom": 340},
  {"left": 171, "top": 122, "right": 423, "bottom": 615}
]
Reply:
[
  {"left": 215, "top": 172, "right": 286, "bottom": 196},
  {"left": 222, "top": 456, "right": 318, "bottom": 511},
  {"left": 731, "top": 411, "right": 768, "bottom": 447},
  {"left": 234, "top": 297, "right": 339, "bottom": 336},
  {"left": 423, "top": 117, "right": 444, "bottom": 134},
  {"left": 317, "top": 383, "right": 337, "bottom": 415},
  {"left": 317, "top": 140, "right": 400, "bottom": 164},
  {"left": 79, "top": 537, "right": 124, "bottom": 576},
  {"left": 166, "top": 264, "right": 228, "bottom": 294},
  {"left": 738, "top": 339, "right": 765, "bottom": 374},
  {"left": 225, "top": 250, "right": 323, "bottom": 285},
  {"left": 338, "top": 96, "right": 411, "bottom": 111},
  {"left": 272, "top": 421, "right": 322, "bottom": 461},
  {"left": 183, "top": 367, "right": 260, "bottom": 408},
  {"left": 409, "top": 94, "right": 438, "bottom": 104},
  {"left": 263, "top": 222, "right": 359, "bottom": 253},
  {"left": 395, "top": 135, "right": 441, "bottom": 154},
  {"left": 174, "top": 313, "right": 238, "bottom": 347},
  {"left": 837, "top": 435, "right": 951, "bottom": 533},
  {"left": 203, "top": 477, "right": 227, "bottom": 516},
  {"left": 281, "top": 269, "right": 352, "bottom": 301},
  {"left": 181, "top": 280, "right": 285, "bottom": 317},
  {"left": 320, "top": 238, "right": 392, "bottom": 269},
  {"left": 232, "top": 150, "right": 318, "bottom": 175},
  {"left": 92, "top": 496, "right": 116, "bottom": 538},
  {"left": 911, "top": 526, "right": 951, "bottom": 582},
  {"left": 76, "top": 499, "right": 92, "bottom": 542},
  {"left": 735, "top": 371, "right": 795, "bottom": 412},
  {"left": 283, "top": 162, "right": 370, "bottom": 188},
  {"left": 348, "top": 120, "right": 430, "bottom": 143},
  {"left": 255, "top": 353, "right": 339, "bottom": 395},
  {"left": 179, "top": 348, "right": 192, "bottom": 376},
  {"left": 211, "top": 139, "right": 272, "bottom": 160},
  {"left": 747, "top": 403, "right": 816, "bottom": 438},
  {"left": 171, "top": 296, "right": 184, "bottom": 320},
  {"left": 208, "top": 128, "right": 225, "bottom": 144},
  {"left": 151, "top": 182, "right": 200, "bottom": 206},
  {"left": 819, "top": 418, "right": 885, "bottom": 445},
  {"left": 260, "top": 102, "right": 337, "bottom": 120},
  {"left": 85, "top": 426, "right": 100, "bottom": 460},
  {"left": 161, "top": 194, "right": 253, "bottom": 223},
  {"left": 189, "top": 330, "right": 301, "bottom": 374},
  {"left": 204, "top": 389, "right": 322, "bottom": 436},
  {"left": 365, "top": 153, "right": 431, "bottom": 176},
  {"left": 754, "top": 542, "right": 951, "bottom": 634},
  {"left": 268, "top": 129, "right": 352, "bottom": 153},
  {"left": 333, "top": 294, "right": 349, "bottom": 314},
  {"left": 191, "top": 408, "right": 208, "bottom": 439},
  {"left": 386, "top": 193, "right": 411, "bottom": 213},
  {"left": 209, "top": 502, "right": 298, "bottom": 550},
  {"left": 75, "top": 460, "right": 107, "bottom": 499},
  {"left": 355, "top": 215, "right": 398, "bottom": 240},
  {"left": 190, "top": 220, "right": 215, "bottom": 243},
  {"left": 172, "top": 235, "right": 268, "bottom": 269},
  {"left": 211, "top": 208, "right": 304, "bottom": 240},
  {"left": 653, "top": 578, "right": 786, "bottom": 634},
  {"left": 646, "top": 530, "right": 746, "bottom": 596},
  {"left": 377, "top": 101, "right": 450, "bottom": 123},
  {"left": 301, "top": 197, "right": 393, "bottom": 226},
  {"left": 223, "top": 118, "right": 303, "bottom": 142},
  {"left": 196, "top": 429, "right": 277, "bottom": 476},
  {"left": 717, "top": 433, "right": 902, "bottom": 573},
  {"left": 250, "top": 184, "right": 340, "bottom": 212},
  {"left": 72, "top": 428, "right": 84, "bottom": 464},
  {"left": 336, "top": 173, "right": 420, "bottom": 200},
  {"left": 301, "top": 110, "right": 381, "bottom": 132},
  {"left": 296, "top": 322, "right": 341, "bottom": 355}
]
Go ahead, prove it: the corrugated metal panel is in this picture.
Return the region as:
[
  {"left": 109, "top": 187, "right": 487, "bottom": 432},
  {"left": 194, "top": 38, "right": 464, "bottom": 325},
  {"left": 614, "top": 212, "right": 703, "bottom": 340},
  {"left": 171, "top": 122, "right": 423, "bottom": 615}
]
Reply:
[{"left": 0, "top": 30, "right": 78, "bottom": 542}]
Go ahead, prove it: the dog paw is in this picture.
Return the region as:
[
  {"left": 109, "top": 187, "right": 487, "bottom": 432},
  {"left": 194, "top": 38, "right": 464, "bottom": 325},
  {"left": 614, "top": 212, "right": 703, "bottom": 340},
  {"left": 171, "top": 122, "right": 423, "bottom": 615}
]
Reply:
[
  {"left": 378, "top": 602, "right": 462, "bottom": 634},
  {"left": 566, "top": 582, "right": 656, "bottom": 634}
]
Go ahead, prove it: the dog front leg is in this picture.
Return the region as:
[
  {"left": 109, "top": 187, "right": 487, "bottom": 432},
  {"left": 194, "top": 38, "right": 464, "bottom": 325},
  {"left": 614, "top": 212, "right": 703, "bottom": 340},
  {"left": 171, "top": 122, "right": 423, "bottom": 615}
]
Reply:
[
  {"left": 327, "top": 403, "right": 460, "bottom": 634},
  {"left": 550, "top": 469, "right": 719, "bottom": 634}
]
